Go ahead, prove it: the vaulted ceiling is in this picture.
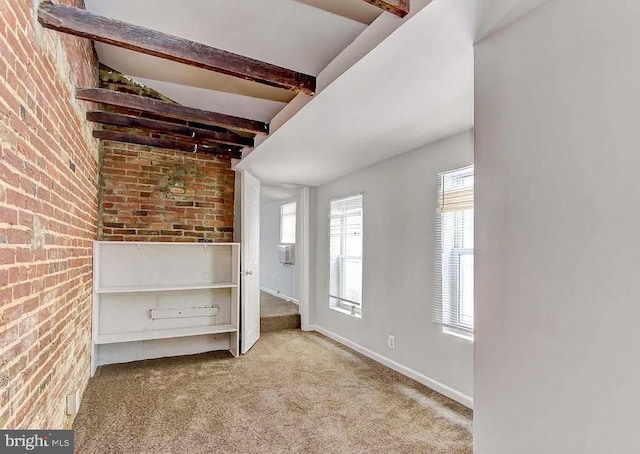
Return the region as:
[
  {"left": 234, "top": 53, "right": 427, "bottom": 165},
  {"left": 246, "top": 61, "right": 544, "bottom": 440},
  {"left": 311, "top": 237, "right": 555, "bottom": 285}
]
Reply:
[
  {"left": 39, "top": 0, "right": 546, "bottom": 198},
  {"left": 237, "top": 0, "right": 556, "bottom": 187},
  {"left": 82, "top": 0, "right": 378, "bottom": 121},
  {"left": 37, "top": 0, "right": 420, "bottom": 201}
]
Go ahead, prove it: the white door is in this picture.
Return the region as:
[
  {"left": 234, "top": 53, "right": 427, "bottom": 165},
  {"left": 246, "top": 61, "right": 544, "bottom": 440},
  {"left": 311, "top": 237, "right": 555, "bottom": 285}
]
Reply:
[{"left": 241, "top": 170, "right": 260, "bottom": 354}]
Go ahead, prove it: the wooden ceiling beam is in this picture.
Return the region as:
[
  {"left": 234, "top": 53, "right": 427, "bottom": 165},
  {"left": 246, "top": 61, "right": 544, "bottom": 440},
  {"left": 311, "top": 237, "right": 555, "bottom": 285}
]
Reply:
[
  {"left": 94, "top": 130, "right": 243, "bottom": 159},
  {"left": 361, "top": 0, "right": 409, "bottom": 17},
  {"left": 77, "top": 88, "right": 268, "bottom": 135},
  {"left": 86, "top": 111, "right": 254, "bottom": 147},
  {"left": 37, "top": 1, "right": 316, "bottom": 95},
  {"left": 109, "top": 108, "right": 246, "bottom": 137}
]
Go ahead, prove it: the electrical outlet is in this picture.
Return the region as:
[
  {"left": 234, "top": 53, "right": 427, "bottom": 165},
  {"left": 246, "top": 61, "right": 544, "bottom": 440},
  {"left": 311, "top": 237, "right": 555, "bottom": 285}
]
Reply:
[{"left": 388, "top": 335, "right": 395, "bottom": 349}]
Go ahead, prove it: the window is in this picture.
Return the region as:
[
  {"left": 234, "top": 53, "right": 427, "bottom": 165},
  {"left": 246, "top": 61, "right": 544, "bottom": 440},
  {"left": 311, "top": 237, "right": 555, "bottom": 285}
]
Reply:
[
  {"left": 328, "top": 194, "right": 363, "bottom": 318},
  {"left": 434, "top": 166, "right": 474, "bottom": 339},
  {"left": 280, "top": 202, "right": 296, "bottom": 244}
]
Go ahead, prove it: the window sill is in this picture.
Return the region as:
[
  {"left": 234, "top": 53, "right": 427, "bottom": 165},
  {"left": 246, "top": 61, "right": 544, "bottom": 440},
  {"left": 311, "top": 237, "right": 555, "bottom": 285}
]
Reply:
[
  {"left": 443, "top": 327, "right": 473, "bottom": 342},
  {"left": 330, "top": 305, "right": 361, "bottom": 319}
]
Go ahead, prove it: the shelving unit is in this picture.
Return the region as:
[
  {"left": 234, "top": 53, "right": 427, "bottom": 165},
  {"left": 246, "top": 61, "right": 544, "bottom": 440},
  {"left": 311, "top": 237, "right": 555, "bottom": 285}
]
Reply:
[
  {"left": 92, "top": 242, "right": 240, "bottom": 375},
  {"left": 96, "top": 283, "right": 238, "bottom": 294}
]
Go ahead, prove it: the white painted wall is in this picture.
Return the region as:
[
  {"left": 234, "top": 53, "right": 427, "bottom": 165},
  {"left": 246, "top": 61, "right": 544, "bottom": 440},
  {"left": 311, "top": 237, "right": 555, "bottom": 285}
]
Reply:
[
  {"left": 474, "top": 1, "right": 640, "bottom": 452},
  {"left": 260, "top": 197, "right": 300, "bottom": 302},
  {"left": 310, "top": 131, "right": 474, "bottom": 405}
]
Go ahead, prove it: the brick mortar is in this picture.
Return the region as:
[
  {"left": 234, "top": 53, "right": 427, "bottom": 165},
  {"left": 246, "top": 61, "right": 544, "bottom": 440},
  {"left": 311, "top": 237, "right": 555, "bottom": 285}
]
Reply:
[
  {"left": 0, "top": 0, "right": 99, "bottom": 429},
  {"left": 98, "top": 141, "right": 236, "bottom": 243},
  {"left": 96, "top": 67, "right": 236, "bottom": 243}
]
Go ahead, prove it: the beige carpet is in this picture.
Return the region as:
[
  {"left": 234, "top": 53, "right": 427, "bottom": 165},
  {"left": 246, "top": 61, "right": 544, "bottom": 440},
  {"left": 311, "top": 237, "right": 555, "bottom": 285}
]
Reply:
[
  {"left": 260, "top": 291, "right": 300, "bottom": 332},
  {"left": 74, "top": 331, "right": 472, "bottom": 454}
]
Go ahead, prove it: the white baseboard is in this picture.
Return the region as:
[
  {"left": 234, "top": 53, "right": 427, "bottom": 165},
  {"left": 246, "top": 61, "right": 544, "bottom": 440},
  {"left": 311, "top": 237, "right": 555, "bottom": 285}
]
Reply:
[
  {"left": 309, "top": 324, "right": 473, "bottom": 409},
  {"left": 260, "top": 286, "right": 299, "bottom": 305}
]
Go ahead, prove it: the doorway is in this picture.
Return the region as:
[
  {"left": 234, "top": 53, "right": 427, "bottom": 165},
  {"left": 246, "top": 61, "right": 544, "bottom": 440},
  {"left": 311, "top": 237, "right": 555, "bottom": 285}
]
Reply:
[{"left": 259, "top": 185, "right": 303, "bottom": 332}]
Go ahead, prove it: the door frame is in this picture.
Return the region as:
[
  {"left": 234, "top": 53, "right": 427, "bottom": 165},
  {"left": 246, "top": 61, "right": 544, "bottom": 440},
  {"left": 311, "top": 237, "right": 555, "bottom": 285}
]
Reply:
[
  {"left": 234, "top": 171, "right": 312, "bottom": 332},
  {"left": 298, "top": 186, "right": 311, "bottom": 331}
]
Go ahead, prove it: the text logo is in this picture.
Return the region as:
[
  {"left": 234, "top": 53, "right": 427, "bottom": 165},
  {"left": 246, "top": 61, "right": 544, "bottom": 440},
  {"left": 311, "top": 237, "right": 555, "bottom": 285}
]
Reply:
[{"left": 0, "top": 431, "right": 73, "bottom": 454}]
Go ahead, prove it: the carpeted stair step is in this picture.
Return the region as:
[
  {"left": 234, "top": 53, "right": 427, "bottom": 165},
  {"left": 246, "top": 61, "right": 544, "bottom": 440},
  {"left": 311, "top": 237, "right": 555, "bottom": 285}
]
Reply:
[{"left": 261, "top": 313, "right": 301, "bottom": 333}]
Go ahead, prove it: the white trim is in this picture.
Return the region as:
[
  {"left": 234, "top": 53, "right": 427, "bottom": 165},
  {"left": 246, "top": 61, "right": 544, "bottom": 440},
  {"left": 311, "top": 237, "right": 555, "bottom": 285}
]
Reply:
[
  {"left": 91, "top": 242, "right": 99, "bottom": 376},
  {"left": 260, "top": 286, "right": 299, "bottom": 305},
  {"left": 97, "top": 282, "right": 237, "bottom": 294},
  {"left": 299, "top": 187, "right": 311, "bottom": 331},
  {"left": 443, "top": 326, "right": 474, "bottom": 342},
  {"left": 95, "top": 324, "right": 236, "bottom": 345},
  {"left": 329, "top": 303, "right": 362, "bottom": 318},
  {"left": 93, "top": 241, "right": 240, "bottom": 245},
  {"left": 310, "top": 324, "right": 473, "bottom": 409}
]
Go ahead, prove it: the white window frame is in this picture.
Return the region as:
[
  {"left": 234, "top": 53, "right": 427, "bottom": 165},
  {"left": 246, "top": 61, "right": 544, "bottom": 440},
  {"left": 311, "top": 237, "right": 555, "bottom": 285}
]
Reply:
[
  {"left": 279, "top": 201, "right": 297, "bottom": 244},
  {"left": 435, "top": 166, "right": 474, "bottom": 341},
  {"left": 328, "top": 193, "right": 364, "bottom": 318}
]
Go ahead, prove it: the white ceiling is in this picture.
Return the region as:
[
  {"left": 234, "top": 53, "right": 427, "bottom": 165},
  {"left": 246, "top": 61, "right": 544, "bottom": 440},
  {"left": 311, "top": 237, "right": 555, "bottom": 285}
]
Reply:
[
  {"left": 238, "top": 0, "right": 556, "bottom": 187},
  {"left": 238, "top": 0, "right": 476, "bottom": 187},
  {"left": 292, "top": 0, "right": 382, "bottom": 24},
  {"left": 261, "top": 184, "right": 301, "bottom": 205},
  {"left": 474, "top": 0, "right": 553, "bottom": 41},
  {"left": 133, "top": 78, "right": 287, "bottom": 123},
  {"left": 83, "top": 0, "right": 551, "bottom": 189},
  {"left": 84, "top": 0, "right": 367, "bottom": 119}
]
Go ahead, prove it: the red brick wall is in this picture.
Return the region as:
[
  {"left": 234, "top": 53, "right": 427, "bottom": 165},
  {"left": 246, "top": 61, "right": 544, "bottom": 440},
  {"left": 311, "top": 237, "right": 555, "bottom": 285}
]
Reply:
[
  {"left": 99, "top": 141, "right": 236, "bottom": 242},
  {"left": 0, "top": 1, "right": 99, "bottom": 429}
]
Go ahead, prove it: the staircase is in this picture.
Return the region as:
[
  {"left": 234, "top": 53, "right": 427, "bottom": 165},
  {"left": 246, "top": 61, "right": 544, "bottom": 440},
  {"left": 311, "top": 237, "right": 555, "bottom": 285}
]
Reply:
[{"left": 260, "top": 291, "right": 301, "bottom": 333}]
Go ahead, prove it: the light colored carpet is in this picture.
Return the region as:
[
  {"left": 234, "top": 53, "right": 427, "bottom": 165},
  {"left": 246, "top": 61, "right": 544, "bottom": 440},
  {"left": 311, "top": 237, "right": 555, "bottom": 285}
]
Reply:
[
  {"left": 74, "top": 331, "right": 472, "bottom": 454},
  {"left": 260, "top": 291, "right": 300, "bottom": 332},
  {"left": 260, "top": 291, "right": 299, "bottom": 317}
]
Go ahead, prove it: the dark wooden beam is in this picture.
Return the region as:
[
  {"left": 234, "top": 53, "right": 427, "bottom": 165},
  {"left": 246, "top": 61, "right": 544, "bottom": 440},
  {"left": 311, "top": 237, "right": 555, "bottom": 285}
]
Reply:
[
  {"left": 94, "top": 130, "right": 243, "bottom": 159},
  {"left": 38, "top": 1, "right": 316, "bottom": 95},
  {"left": 86, "top": 111, "right": 254, "bottom": 147},
  {"left": 106, "top": 107, "right": 245, "bottom": 137},
  {"left": 77, "top": 88, "right": 268, "bottom": 135},
  {"left": 361, "top": 0, "right": 409, "bottom": 17}
]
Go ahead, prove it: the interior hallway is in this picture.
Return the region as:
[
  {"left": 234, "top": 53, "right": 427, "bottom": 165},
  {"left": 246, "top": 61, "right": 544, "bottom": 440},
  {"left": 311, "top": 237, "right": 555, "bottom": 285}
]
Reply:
[
  {"left": 74, "top": 330, "right": 472, "bottom": 454},
  {"left": 260, "top": 291, "right": 300, "bottom": 332}
]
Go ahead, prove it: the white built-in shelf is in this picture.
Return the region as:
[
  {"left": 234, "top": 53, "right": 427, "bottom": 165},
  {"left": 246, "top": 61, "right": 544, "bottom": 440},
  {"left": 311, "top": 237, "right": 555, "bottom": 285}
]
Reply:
[
  {"left": 95, "top": 324, "right": 237, "bottom": 345},
  {"left": 96, "top": 283, "right": 237, "bottom": 294},
  {"left": 92, "top": 242, "right": 240, "bottom": 375}
]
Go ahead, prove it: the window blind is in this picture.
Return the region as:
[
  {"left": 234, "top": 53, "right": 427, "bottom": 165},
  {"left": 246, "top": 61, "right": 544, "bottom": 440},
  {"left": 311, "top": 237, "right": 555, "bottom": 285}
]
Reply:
[
  {"left": 434, "top": 166, "right": 474, "bottom": 336},
  {"left": 280, "top": 202, "right": 296, "bottom": 244},
  {"left": 328, "top": 194, "right": 363, "bottom": 316}
]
